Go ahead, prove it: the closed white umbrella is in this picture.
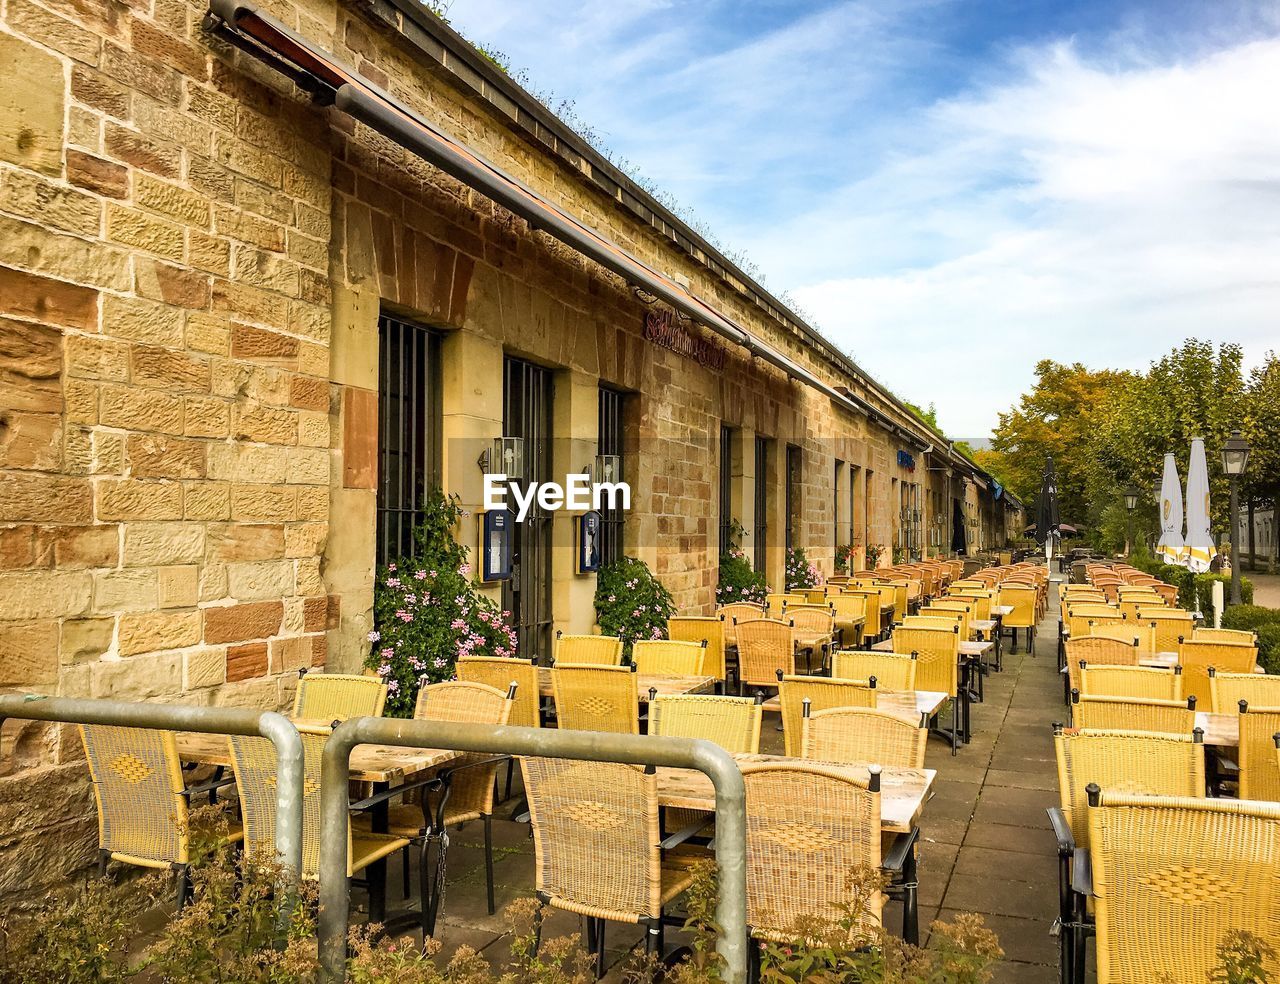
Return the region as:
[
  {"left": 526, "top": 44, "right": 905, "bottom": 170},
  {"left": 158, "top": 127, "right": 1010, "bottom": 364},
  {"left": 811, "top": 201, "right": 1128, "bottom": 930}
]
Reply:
[
  {"left": 1157, "top": 452, "right": 1185, "bottom": 565},
  {"left": 1183, "top": 437, "right": 1214, "bottom": 573}
]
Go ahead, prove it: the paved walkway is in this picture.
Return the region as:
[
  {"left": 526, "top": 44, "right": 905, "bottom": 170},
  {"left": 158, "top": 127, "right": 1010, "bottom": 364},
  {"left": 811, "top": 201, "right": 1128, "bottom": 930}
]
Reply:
[
  {"left": 415, "top": 595, "right": 1068, "bottom": 980},
  {"left": 1250, "top": 572, "right": 1280, "bottom": 608}
]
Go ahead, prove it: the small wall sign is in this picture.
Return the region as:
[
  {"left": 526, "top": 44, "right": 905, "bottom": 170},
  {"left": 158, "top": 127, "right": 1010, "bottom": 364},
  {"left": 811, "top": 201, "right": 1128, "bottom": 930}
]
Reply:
[
  {"left": 577, "top": 510, "right": 602, "bottom": 574},
  {"left": 643, "top": 310, "right": 727, "bottom": 371},
  {"left": 480, "top": 509, "right": 513, "bottom": 582}
]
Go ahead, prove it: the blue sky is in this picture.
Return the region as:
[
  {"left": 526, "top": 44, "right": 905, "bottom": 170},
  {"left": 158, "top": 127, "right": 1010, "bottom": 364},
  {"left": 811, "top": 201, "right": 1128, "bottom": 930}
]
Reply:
[{"left": 444, "top": 0, "right": 1280, "bottom": 437}]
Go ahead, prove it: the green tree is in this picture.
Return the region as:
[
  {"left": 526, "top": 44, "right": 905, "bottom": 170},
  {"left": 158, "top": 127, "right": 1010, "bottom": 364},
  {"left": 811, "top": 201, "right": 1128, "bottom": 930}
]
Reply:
[{"left": 1243, "top": 352, "right": 1280, "bottom": 568}]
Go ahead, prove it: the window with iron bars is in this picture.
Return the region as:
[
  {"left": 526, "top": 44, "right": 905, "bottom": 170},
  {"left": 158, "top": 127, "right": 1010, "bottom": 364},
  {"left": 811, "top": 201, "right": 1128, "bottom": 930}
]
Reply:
[
  {"left": 754, "top": 436, "right": 770, "bottom": 572},
  {"left": 597, "top": 386, "right": 626, "bottom": 566}
]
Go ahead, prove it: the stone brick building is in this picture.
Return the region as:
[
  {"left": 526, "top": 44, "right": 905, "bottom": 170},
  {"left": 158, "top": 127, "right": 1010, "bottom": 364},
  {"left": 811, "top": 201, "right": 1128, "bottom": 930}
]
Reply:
[{"left": 0, "top": 0, "right": 1023, "bottom": 902}]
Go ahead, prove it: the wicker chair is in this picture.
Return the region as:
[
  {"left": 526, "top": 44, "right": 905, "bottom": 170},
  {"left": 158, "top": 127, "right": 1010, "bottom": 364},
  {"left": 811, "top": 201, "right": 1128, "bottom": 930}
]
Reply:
[
  {"left": 551, "top": 663, "right": 639, "bottom": 734},
  {"left": 631, "top": 639, "right": 707, "bottom": 676},
  {"left": 830, "top": 650, "right": 917, "bottom": 692},
  {"left": 1208, "top": 669, "right": 1280, "bottom": 713},
  {"left": 667, "top": 616, "right": 726, "bottom": 682},
  {"left": 1091, "top": 621, "right": 1154, "bottom": 654},
  {"left": 891, "top": 624, "right": 963, "bottom": 754},
  {"left": 554, "top": 633, "right": 624, "bottom": 666},
  {"left": 718, "top": 603, "right": 764, "bottom": 647},
  {"left": 1141, "top": 611, "right": 1196, "bottom": 654},
  {"left": 457, "top": 655, "right": 541, "bottom": 728},
  {"left": 1177, "top": 638, "right": 1258, "bottom": 707},
  {"left": 844, "top": 589, "right": 884, "bottom": 640},
  {"left": 949, "top": 589, "right": 994, "bottom": 620},
  {"left": 649, "top": 694, "right": 762, "bottom": 753},
  {"left": 229, "top": 733, "right": 412, "bottom": 925},
  {"left": 384, "top": 681, "right": 514, "bottom": 930},
  {"left": 802, "top": 704, "right": 927, "bottom": 769},
  {"left": 520, "top": 757, "right": 694, "bottom": 975},
  {"left": 829, "top": 594, "right": 868, "bottom": 650},
  {"left": 80, "top": 724, "right": 242, "bottom": 909},
  {"left": 783, "top": 604, "right": 835, "bottom": 673},
  {"left": 1082, "top": 790, "right": 1280, "bottom": 984},
  {"left": 1238, "top": 704, "right": 1280, "bottom": 801},
  {"left": 1069, "top": 693, "right": 1197, "bottom": 735},
  {"left": 776, "top": 673, "right": 876, "bottom": 756},
  {"left": 1078, "top": 663, "right": 1181, "bottom": 702},
  {"left": 741, "top": 764, "right": 900, "bottom": 953},
  {"left": 999, "top": 584, "right": 1038, "bottom": 653},
  {"left": 928, "top": 600, "right": 973, "bottom": 638},
  {"left": 1049, "top": 729, "right": 1206, "bottom": 984},
  {"left": 293, "top": 672, "right": 387, "bottom": 722},
  {"left": 1193, "top": 627, "right": 1258, "bottom": 647},
  {"left": 765, "top": 592, "right": 806, "bottom": 617},
  {"left": 1063, "top": 636, "right": 1140, "bottom": 704},
  {"left": 734, "top": 618, "right": 795, "bottom": 695},
  {"left": 1118, "top": 598, "right": 1162, "bottom": 622}
]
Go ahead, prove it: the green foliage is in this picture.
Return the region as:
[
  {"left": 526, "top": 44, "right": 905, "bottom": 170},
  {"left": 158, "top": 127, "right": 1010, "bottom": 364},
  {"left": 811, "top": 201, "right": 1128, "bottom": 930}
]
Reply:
[
  {"left": 1208, "top": 930, "right": 1277, "bottom": 984},
  {"left": 594, "top": 556, "right": 677, "bottom": 658},
  {"left": 785, "top": 546, "right": 821, "bottom": 590},
  {"left": 718, "top": 519, "right": 767, "bottom": 604},
  {"left": 1258, "top": 625, "right": 1280, "bottom": 675},
  {"left": 903, "top": 400, "right": 939, "bottom": 430},
  {"left": 865, "top": 543, "right": 887, "bottom": 569},
  {"left": 835, "top": 543, "right": 857, "bottom": 575},
  {"left": 1220, "top": 605, "right": 1280, "bottom": 674},
  {"left": 367, "top": 489, "right": 518, "bottom": 717}
]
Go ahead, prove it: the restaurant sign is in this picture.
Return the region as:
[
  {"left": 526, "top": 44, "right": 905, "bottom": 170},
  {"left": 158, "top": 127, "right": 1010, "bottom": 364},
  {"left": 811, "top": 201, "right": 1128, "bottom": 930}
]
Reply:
[{"left": 644, "top": 310, "right": 727, "bottom": 371}]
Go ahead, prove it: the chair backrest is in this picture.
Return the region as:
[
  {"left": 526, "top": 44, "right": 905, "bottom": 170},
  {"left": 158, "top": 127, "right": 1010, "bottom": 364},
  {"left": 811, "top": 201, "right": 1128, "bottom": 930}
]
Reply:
[
  {"left": 79, "top": 724, "right": 189, "bottom": 867},
  {"left": 1194, "top": 628, "right": 1258, "bottom": 647},
  {"left": 668, "top": 616, "right": 726, "bottom": 679},
  {"left": 741, "top": 764, "right": 882, "bottom": 943},
  {"left": 1209, "top": 670, "right": 1280, "bottom": 714},
  {"left": 1238, "top": 705, "right": 1280, "bottom": 801},
  {"left": 1079, "top": 664, "right": 1181, "bottom": 702},
  {"left": 293, "top": 673, "right": 387, "bottom": 721},
  {"left": 776, "top": 674, "right": 876, "bottom": 756},
  {"left": 1091, "top": 621, "right": 1154, "bottom": 654},
  {"left": 1177, "top": 639, "right": 1258, "bottom": 706},
  {"left": 554, "top": 633, "right": 624, "bottom": 666},
  {"left": 230, "top": 732, "right": 337, "bottom": 879},
  {"left": 1071, "top": 693, "right": 1197, "bottom": 735},
  {"left": 1086, "top": 791, "right": 1280, "bottom": 983},
  {"left": 1065, "top": 605, "right": 1121, "bottom": 638},
  {"left": 1118, "top": 598, "right": 1163, "bottom": 622},
  {"left": 782, "top": 604, "right": 835, "bottom": 638},
  {"left": 949, "top": 589, "right": 993, "bottom": 620},
  {"left": 829, "top": 650, "right": 917, "bottom": 692},
  {"left": 550, "top": 663, "right": 639, "bottom": 734},
  {"left": 999, "top": 584, "right": 1038, "bottom": 628},
  {"left": 718, "top": 603, "right": 764, "bottom": 647},
  {"left": 1150, "top": 582, "right": 1180, "bottom": 604},
  {"left": 649, "top": 694, "right": 762, "bottom": 753},
  {"left": 765, "top": 593, "right": 806, "bottom": 617},
  {"left": 927, "top": 600, "right": 972, "bottom": 637},
  {"left": 734, "top": 618, "right": 796, "bottom": 689},
  {"left": 828, "top": 593, "right": 867, "bottom": 631},
  {"left": 1064, "top": 636, "right": 1140, "bottom": 695},
  {"left": 1054, "top": 729, "right": 1204, "bottom": 852},
  {"left": 802, "top": 705, "right": 927, "bottom": 769},
  {"left": 456, "top": 656, "right": 541, "bottom": 728},
  {"left": 521, "top": 757, "right": 663, "bottom": 922},
  {"left": 631, "top": 639, "right": 707, "bottom": 676},
  {"left": 801, "top": 588, "right": 829, "bottom": 605},
  {"left": 413, "top": 680, "right": 513, "bottom": 823},
  {"left": 1140, "top": 611, "right": 1195, "bottom": 654},
  {"left": 891, "top": 625, "right": 960, "bottom": 697},
  {"left": 842, "top": 589, "right": 882, "bottom": 637},
  {"left": 903, "top": 614, "right": 964, "bottom": 633}
]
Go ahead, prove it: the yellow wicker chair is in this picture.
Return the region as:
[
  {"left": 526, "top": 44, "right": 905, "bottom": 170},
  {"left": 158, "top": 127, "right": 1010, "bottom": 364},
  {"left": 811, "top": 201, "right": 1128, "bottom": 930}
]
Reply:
[
  {"left": 1078, "top": 664, "right": 1181, "bottom": 702},
  {"left": 1208, "top": 669, "right": 1280, "bottom": 714},
  {"left": 1140, "top": 610, "right": 1196, "bottom": 654},
  {"left": 457, "top": 656, "right": 541, "bottom": 728},
  {"left": 830, "top": 650, "right": 917, "bottom": 692},
  {"left": 776, "top": 673, "right": 877, "bottom": 756},
  {"left": 829, "top": 594, "right": 868, "bottom": 650},
  {"left": 949, "top": 589, "right": 994, "bottom": 620},
  {"left": 1064, "top": 636, "right": 1140, "bottom": 703},
  {"left": 782, "top": 604, "right": 835, "bottom": 673},
  {"left": 631, "top": 639, "right": 707, "bottom": 676},
  {"left": 1049, "top": 729, "right": 1206, "bottom": 982},
  {"left": 999, "top": 584, "right": 1038, "bottom": 653},
  {"left": 891, "top": 624, "right": 963, "bottom": 754},
  {"left": 1238, "top": 704, "right": 1280, "bottom": 801},
  {"left": 718, "top": 603, "right": 764, "bottom": 648},
  {"left": 554, "top": 633, "right": 624, "bottom": 666},
  {"left": 1069, "top": 693, "right": 1197, "bottom": 734},
  {"left": 802, "top": 704, "right": 927, "bottom": 769},
  {"left": 390, "top": 681, "right": 514, "bottom": 928},
  {"left": 1118, "top": 598, "right": 1162, "bottom": 622},
  {"left": 293, "top": 672, "right": 387, "bottom": 722},
  {"left": 229, "top": 733, "right": 412, "bottom": 925},
  {"left": 520, "top": 757, "right": 694, "bottom": 972},
  {"left": 928, "top": 599, "right": 973, "bottom": 638},
  {"left": 765, "top": 592, "right": 807, "bottom": 617},
  {"left": 741, "top": 764, "right": 889, "bottom": 949},
  {"left": 667, "top": 616, "right": 726, "bottom": 682},
  {"left": 80, "top": 724, "right": 243, "bottom": 909},
  {"left": 1177, "top": 638, "right": 1258, "bottom": 707},
  {"left": 1083, "top": 791, "right": 1280, "bottom": 984},
  {"left": 1193, "top": 628, "right": 1258, "bottom": 647},
  {"left": 1150, "top": 581, "right": 1181, "bottom": 604},
  {"left": 551, "top": 663, "right": 639, "bottom": 734},
  {"left": 649, "top": 694, "right": 762, "bottom": 753},
  {"left": 902, "top": 614, "right": 962, "bottom": 632},
  {"left": 1091, "top": 621, "right": 1155, "bottom": 654},
  {"left": 844, "top": 588, "right": 885, "bottom": 640},
  {"left": 801, "top": 588, "right": 829, "bottom": 605},
  {"left": 734, "top": 618, "right": 796, "bottom": 695}
]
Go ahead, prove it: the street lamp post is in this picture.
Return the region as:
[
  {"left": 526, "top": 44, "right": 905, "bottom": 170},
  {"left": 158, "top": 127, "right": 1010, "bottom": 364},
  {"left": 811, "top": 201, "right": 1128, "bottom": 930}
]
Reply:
[
  {"left": 1123, "top": 485, "right": 1139, "bottom": 556},
  {"left": 1221, "top": 430, "right": 1250, "bottom": 606}
]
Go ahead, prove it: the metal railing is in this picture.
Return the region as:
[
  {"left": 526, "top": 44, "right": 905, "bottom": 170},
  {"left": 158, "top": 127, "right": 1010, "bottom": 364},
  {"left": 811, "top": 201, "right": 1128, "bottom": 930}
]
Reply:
[
  {"left": 318, "top": 719, "right": 748, "bottom": 984},
  {"left": 0, "top": 694, "right": 304, "bottom": 882}
]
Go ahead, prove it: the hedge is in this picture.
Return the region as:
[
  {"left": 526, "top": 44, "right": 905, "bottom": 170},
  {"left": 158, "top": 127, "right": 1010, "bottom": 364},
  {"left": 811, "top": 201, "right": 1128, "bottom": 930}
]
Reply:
[{"left": 1221, "top": 605, "right": 1280, "bottom": 674}]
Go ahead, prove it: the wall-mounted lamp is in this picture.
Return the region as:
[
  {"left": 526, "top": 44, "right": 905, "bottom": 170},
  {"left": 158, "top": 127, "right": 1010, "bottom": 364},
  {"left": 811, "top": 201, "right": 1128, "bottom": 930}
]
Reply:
[
  {"left": 593, "top": 453, "right": 621, "bottom": 486},
  {"left": 478, "top": 437, "right": 525, "bottom": 480}
]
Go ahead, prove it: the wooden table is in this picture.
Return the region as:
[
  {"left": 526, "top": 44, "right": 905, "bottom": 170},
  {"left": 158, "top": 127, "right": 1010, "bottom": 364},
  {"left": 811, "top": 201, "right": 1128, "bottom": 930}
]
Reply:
[
  {"left": 760, "top": 689, "right": 948, "bottom": 721},
  {"left": 1195, "top": 711, "right": 1237, "bottom": 747},
  {"left": 537, "top": 669, "right": 717, "bottom": 700},
  {"left": 655, "top": 752, "right": 935, "bottom": 834},
  {"left": 1139, "top": 652, "right": 1265, "bottom": 674}
]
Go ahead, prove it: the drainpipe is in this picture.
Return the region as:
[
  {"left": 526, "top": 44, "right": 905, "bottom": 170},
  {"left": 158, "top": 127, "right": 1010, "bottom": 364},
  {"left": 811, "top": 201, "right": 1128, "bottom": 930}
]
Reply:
[
  {"left": 317, "top": 719, "right": 747, "bottom": 984},
  {"left": 0, "top": 695, "right": 304, "bottom": 886}
]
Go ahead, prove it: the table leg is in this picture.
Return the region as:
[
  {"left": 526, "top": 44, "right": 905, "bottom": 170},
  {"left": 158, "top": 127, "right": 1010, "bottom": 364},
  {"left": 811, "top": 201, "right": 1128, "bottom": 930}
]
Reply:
[
  {"left": 994, "top": 616, "right": 1004, "bottom": 671},
  {"left": 370, "top": 781, "right": 389, "bottom": 923}
]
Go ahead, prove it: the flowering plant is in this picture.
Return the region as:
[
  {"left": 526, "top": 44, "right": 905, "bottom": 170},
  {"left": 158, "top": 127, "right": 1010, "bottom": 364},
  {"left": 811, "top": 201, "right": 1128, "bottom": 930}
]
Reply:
[
  {"left": 594, "top": 557, "right": 676, "bottom": 660},
  {"left": 835, "top": 542, "right": 859, "bottom": 574},
  {"left": 865, "top": 542, "right": 887, "bottom": 569},
  {"left": 366, "top": 488, "right": 518, "bottom": 717},
  {"left": 785, "top": 546, "right": 822, "bottom": 590},
  {"left": 717, "top": 519, "right": 766, "bottom": 605}
]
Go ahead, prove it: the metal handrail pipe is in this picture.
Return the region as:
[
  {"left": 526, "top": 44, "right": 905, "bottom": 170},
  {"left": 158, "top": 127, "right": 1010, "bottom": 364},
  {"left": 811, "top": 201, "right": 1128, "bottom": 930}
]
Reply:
[
  {"left": 317, "top": 718, "right": 747, "bottom": 984},
  {"left": 0, "top": 694, "right": 304, "bottom": 883}
]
